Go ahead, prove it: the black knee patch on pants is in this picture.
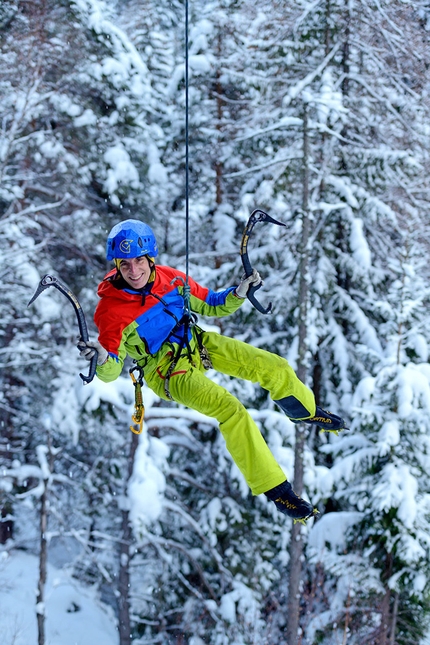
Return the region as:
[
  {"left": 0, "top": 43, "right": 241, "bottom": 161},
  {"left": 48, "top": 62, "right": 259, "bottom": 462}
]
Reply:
[{"left": 274, "top": 396, "right": 311, "bottom": 420}]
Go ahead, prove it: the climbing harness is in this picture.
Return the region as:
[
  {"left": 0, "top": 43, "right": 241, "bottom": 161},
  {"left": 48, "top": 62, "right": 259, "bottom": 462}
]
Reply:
[
  {"left": 163, "top": 321, "right": 194, "bottom": 400},
  {"left": 129, "top": 364, "right": 145, "bottom": 434},
  {"left": 240, "top": 210, "right": 286, "bottom": 314},
  {"left": 161, "top": 271, "right": 215, "bottom": 399},
  {"left": 163, "top": 277, "right": 203, "bottom": 399},
  {"left": 163, "top": 318, "right": 213, "bottom": 400},
  {"left": 28, "top": 274, "right": 97, "bottom": 384}
]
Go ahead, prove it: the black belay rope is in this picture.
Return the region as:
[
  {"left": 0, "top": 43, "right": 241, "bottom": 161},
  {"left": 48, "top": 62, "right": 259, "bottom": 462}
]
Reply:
[
  {"left": 28, "top": 274, "right": 97, "bottom": 384},
  {"left": 161, "top": 0, "right": 199, "bottom": 400},
  {"left": 184, "top": 0, "right": 190, "bottom": 281}
]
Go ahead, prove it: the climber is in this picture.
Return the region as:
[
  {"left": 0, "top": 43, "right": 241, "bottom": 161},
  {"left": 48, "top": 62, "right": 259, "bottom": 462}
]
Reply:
[{"left": 78, "top": 219, "right": 346, "bottom": 521}]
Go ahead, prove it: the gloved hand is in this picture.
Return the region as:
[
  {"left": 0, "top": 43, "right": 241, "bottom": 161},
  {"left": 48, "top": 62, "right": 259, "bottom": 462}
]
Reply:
[
  {"left": 235, "top": 269, "right": 263, "bottom": 299},
  {"left": 77, "top": 339, "right": 109, "bottom": 366}
]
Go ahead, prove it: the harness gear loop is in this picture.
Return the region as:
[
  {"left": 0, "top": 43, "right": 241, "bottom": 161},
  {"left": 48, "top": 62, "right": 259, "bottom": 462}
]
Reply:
[
  {"left": 195, "top": 326, "right": 213, "bottom": 370},
  {"left": 129, "top": 364, "right": 145, "bottom": 434}
]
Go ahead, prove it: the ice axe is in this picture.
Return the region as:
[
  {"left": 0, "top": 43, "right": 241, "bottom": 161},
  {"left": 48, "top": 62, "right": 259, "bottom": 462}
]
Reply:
[
  {"left": 240, "top": 209, "right": 286, "bottom": 314},
  {"left": 28, "top": 274, "right": 97, "bottom": 384}
]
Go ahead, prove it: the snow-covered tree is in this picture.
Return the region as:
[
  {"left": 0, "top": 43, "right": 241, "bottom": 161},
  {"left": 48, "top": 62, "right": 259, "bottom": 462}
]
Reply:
[
  {"left": 308, "top": 239, "right": 430, "bottom": 644},
  {"left": 2, "top": 1, "right": 430, "bottom": 644}
]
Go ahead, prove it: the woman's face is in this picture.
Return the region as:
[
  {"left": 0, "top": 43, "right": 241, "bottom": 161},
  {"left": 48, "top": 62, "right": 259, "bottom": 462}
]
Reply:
[{"left": 118, "top": 255, "right": 151, "bottom": 290}]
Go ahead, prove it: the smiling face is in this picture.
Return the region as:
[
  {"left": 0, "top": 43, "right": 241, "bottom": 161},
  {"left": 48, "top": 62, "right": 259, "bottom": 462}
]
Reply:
[{"left": 118, "top": 255, "right": 152, "bottom": 289}]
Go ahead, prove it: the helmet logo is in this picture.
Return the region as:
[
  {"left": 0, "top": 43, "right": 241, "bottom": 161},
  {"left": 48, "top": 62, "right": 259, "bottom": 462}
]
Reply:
[{"left": 119, "top": 239, "right": 133, "bottom": 253}]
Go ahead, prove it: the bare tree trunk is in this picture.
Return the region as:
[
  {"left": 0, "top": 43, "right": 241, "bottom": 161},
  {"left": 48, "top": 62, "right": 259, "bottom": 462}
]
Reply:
[
  {"left": 0, "top": 361, "right": 22, "bottom": 545},
  {"left": 341, "top": 0, "right": 351, "bottom": 97},
  {"left": 325, "top": 0, "right": 331, "bottom": 55},
  {"left": 118, "top": 431, "right": 139, "bottom": 645},
  {"left": 37, "top": 479, "right": 48, "bottom": 645},
  {"left": 215, "top": 32, "right": 223, "bottom": 206},
  {"left": 378, "top": 587, "right": 391, "bottom": 645},
  {"left": 286, "top": 104, "right": 311, "bottom": 645},
  {"left": 372, "top": 553, "right": 393, "bottom": 645},
  {"left": 389, "top": 592, "right": 399, "bottom": 645},
  {"left": 36, "top": 429, "right": 55, "bottom": 645},
  {"left": 0, "top": 502, "right": 13, "bottom": 544},
  {"left": 36, "top": 438, "right": 52, "bottom": 645}
]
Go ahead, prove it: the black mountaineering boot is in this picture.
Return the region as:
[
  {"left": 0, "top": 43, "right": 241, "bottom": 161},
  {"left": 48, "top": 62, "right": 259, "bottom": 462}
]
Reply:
[
  {"left": 304, "top": 406, "right": 347, "bottom": 433},
  {"left": 265, "top": 480, "right": 317, "bottom": 522}
]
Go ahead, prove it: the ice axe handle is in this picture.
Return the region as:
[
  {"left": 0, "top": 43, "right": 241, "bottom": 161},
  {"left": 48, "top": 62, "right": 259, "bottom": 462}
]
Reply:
[
  {"left": 79, "top": 347, "right": 98, "bottom": 385},
  {"left": 73, "top": 300, "right": 98, "bottom": 384},
  {"left": 240, "top": 210, "right": 286, "bottom": 315},
  {"left": 241, "top": 247, "right": 271, "bottom": 313},
  {"left": 246, "top": 281, "right": 270, "bottom": 314},
  {"left": 28, "top": 274, "right": 97, "bottom": 385}
]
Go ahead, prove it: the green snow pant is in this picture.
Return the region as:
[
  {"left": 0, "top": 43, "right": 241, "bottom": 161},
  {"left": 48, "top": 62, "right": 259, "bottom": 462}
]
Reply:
[{"left": 144, "top": 331, "right": 316, "bottom": 495}]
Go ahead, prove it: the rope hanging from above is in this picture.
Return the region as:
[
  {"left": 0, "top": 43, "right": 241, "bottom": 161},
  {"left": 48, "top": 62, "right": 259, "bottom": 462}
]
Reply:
[
  {"left": 161, "top": 0, "right": 195, "bottom": 402},
  {"left": 183, "top": 0, "right": 191, "bottom": 313}
]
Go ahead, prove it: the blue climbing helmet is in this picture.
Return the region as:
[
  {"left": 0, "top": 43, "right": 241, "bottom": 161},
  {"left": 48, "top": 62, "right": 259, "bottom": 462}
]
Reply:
[{"left": 106, "top": 219, "right": 158, "bottom": 260}]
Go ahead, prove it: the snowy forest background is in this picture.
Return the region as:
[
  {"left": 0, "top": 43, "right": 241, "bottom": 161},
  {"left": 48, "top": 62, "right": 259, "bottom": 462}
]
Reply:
[{"left": 2, "top": 1, "right": 430, "bottom": 644}]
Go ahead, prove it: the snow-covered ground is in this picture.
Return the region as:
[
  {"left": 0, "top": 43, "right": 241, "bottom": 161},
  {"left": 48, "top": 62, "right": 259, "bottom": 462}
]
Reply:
[{"left": 0, "top": 550, "right": 117, "bottom": 645}]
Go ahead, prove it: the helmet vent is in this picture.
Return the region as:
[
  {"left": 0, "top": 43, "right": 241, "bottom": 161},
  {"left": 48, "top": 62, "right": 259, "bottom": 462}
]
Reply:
[{"left": 138, "top": 237, "right": 143, "bottom": 247}]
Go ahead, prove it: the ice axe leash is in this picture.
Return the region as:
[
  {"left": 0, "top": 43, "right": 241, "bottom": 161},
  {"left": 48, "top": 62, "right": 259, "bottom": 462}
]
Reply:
[
  {"left": 240, "top": 209, "right": 286, "bottom": 314},
  {"left": 28, "top": 274, "right": 97, "bottom": 384}
]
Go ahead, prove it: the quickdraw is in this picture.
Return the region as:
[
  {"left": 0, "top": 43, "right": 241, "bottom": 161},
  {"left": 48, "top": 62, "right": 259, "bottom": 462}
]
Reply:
[
  {"left": 129, "top": 365, "right": 145, "bottom": 434},
  {"left": 28, "top": 274, "right": 97, "bottom": 384},
  {"left": 240, "top": 209, "right": 286, "bottom": 314}
]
